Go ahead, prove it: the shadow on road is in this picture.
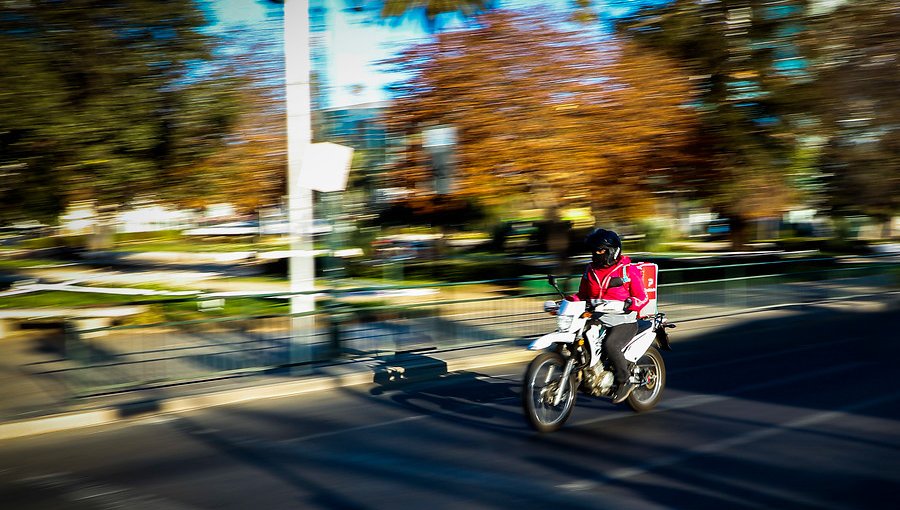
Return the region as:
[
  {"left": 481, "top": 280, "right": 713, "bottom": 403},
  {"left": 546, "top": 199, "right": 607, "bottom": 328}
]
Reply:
[
  {"left": 663, "top": 304, "right": 900, "bottom": 419},
  {"left": 371, "top": 369, "right": 524, "bottom": 428},
  {"left": 167, "top": 416, "right": 370, "bottom": 510}
]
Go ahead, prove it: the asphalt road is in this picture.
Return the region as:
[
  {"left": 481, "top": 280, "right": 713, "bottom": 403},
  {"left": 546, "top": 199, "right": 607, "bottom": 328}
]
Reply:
[{"left": 1, "top": 303, "right": 898, "bottom": 509}]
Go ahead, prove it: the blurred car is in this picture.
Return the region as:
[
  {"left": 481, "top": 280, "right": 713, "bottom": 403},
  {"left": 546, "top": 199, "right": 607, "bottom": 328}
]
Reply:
[
  {"left": 184, "top": 219, "right": 332, "bottom": 236},
  {"left": 372, "top": 235, "right": 440, "bottom": 261},
  {"left": 706, "top": 219, "right": 731, "bottom": 240}
]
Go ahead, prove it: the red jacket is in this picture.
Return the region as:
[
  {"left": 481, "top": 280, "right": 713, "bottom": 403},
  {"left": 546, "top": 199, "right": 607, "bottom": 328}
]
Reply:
[{"left": 569, "top": 255, "right": 650, "bottom": 315}]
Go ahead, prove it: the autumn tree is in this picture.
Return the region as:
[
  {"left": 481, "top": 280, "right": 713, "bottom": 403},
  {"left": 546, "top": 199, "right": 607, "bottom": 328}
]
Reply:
[
  {"left": 380, "top": 0, "right": 493, "bottom": 21},
  {"left": 175, "top": 40, "right": 289, "bottom": 215},
  {"left": 383, "top": 10, "right": 700, "bottom": 230}
]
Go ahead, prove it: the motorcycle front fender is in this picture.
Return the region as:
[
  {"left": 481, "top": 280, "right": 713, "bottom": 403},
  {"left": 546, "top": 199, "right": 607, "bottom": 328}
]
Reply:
[{"left": 528, "top": 331, "right": 577, "bottom": 351}]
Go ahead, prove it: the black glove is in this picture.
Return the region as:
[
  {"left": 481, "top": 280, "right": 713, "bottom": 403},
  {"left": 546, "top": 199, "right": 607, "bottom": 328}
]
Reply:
[{"left": 623, "top": 298, "right": 633, "bottom": 312}]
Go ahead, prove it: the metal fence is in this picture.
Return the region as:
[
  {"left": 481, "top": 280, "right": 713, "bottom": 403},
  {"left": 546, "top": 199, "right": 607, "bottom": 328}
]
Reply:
[{"left": 52, "top": 254, "right": 897, "bottom": 397}]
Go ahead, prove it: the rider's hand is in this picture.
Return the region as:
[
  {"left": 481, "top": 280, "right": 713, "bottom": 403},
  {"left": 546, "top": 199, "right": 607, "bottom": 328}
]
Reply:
[{"left": 623, "top": 298, "right": 634, "bottom": 312}]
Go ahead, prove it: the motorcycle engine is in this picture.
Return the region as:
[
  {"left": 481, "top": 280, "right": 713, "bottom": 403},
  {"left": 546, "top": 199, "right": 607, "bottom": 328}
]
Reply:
[{"left": 582, "top": 365, "right": 615, "bottom": 396}]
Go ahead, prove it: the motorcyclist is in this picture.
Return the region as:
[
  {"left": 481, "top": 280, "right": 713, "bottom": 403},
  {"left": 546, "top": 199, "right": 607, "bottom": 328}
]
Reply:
[{"left": 569, "top": 228, "right": 649, "bottom": 404}]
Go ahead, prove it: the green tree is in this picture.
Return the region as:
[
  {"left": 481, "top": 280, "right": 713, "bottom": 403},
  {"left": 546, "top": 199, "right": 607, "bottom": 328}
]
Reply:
[
  {"left": 0, "top": 0, "right": 241, "bottom": 223},
  {"left": 615, "top": 0, "right": 815, "bottom": 247},
  {"left": 804, "top": 0, "right": 899, "bottom": 236}
]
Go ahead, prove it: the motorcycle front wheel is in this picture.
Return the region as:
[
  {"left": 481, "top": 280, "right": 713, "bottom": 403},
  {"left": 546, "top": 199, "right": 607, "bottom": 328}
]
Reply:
[
  {"left": 523, "top": 351, "right": 577, "bottom": 433},
  {"left": 627, "top": 346, "right": 666, "bottom": 413}
]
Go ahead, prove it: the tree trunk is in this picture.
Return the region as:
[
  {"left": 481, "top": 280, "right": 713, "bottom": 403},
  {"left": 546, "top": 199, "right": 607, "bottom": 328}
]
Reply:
[
  {"left": 546, "top": 219, "right": 572, "bottom": 277},
  {"left": 729, "top": 215, "right": 750, "bottom": 251},
  {"left": 880, "top": 217, "right": 895, "bottom": 240}
]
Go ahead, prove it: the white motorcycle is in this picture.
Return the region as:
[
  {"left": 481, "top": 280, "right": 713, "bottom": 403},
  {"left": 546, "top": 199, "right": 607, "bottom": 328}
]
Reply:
[{"left": 522, "top": 275, "right": 675, "bottom": 432}]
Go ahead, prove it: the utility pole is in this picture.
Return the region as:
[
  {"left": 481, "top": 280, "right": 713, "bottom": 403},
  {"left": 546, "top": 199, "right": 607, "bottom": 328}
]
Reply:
[{"left": 284, "top": 0, "right": 315, "bottom": 363}]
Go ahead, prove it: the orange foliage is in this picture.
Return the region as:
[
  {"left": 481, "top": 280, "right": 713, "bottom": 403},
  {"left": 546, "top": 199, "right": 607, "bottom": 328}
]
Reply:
[
  {"left": 383, "top": 10, "right": 701, "bottom": 221},
  {"left": 179, "top": 55, "right": 287, "bottom": 214}
]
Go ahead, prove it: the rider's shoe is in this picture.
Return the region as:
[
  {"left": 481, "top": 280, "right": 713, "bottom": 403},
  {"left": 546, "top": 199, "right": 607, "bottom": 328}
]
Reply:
[{"left": 612, "top": 382, "right": 637, "bottom": 404}]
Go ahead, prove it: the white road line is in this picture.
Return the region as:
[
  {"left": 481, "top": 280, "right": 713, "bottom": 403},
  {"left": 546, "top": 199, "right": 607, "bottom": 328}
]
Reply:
[
  {"left": 68, "top": 486, "right": 127, "bottom": 500},
  {"left": 278, "top": 361, "right": 866, "bottom": 445},
  {"left": 14, "top": 471, "right": 204, "bottom": 510},
  {"left": 598, "top": 389, "right": 900, "bottom": 510},
  {"left": 279, "top": 393, "right": 523, "bottom": 445},
  {"left": 281, "top": 414, "right": 431, "bottom": 444},
  {"left": 573, "top": 361, "right": 865, "bottom": 428}
]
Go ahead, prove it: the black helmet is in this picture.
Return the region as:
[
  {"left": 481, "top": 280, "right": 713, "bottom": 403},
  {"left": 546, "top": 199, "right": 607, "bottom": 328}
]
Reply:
[{"left": 585, "top": 228, "right": 621, "bottom": 267}]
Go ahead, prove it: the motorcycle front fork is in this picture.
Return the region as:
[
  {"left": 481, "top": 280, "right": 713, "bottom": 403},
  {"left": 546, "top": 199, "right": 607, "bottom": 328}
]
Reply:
[{"left": 552, "top": 358, "right": 576, "bottom": 406}]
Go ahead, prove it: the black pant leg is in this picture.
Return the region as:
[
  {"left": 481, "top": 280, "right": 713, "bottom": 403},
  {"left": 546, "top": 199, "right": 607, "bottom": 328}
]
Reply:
[{"left": 604, "top": 322, "right": 638, "bottom": 384}]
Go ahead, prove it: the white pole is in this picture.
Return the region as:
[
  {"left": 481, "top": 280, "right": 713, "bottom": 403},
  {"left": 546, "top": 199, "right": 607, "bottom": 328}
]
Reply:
[{"left": 284, "top": 0, "right": 316, "bottom": 362}]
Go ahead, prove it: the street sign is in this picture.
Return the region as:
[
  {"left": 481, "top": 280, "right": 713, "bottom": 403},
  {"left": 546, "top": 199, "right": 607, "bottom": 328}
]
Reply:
[{"left": 297, "top": 142, "right": 354, "bottom": 192}]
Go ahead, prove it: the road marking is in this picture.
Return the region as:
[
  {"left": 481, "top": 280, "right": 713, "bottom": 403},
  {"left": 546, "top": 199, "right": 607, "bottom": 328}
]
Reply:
[
  {"left": 270, "top": 442, "right": 607, "bottom": 508},
  {"left": 278, "top": 393, "right": 523, "bottom": 445},
  {"left": 14, "top": 471, "right": 204, "bottom": 510},
  {"left": 572, "top": 361, "right": 865, "bottom": 428},
  {"left": 597, "top": 389, "right": 900, "bottom": 510},
  {"left": 557, "top": 480, "right": 596, "bottom": 491},
  {"left": 68, "top": 486, "right": 127, "bottom": 500},
  {"left": 281, "top": 414, "right": 431, "bottom": 444},
  {"left": 279, "top": 361, "right": 865, "bottom": 445}
]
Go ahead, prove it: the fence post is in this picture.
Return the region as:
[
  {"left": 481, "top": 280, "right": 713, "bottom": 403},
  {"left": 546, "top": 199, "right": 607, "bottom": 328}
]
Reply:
[
  {"left": 62, "top": 320, "right": 89, "bottom": 397},
  {"left": 731, "top": 264, "right": 748, "bottom": 310},
  {"left": 327, "top": 309, "right": 341, "bottom": 361}
]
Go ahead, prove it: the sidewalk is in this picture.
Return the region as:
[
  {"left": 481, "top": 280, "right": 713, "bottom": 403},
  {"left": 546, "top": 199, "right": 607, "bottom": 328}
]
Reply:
[{"left": 0, "top": 327, "right": 538, "bottom": 441}]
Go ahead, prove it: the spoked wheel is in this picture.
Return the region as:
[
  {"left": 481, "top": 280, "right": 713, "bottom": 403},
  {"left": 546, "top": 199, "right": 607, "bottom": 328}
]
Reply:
[
  {"left": 523, "top": 352, "right": 576, "bottom": 433},
  {"left": 627, "top": 346, "right": 666, "bottom": 413}
]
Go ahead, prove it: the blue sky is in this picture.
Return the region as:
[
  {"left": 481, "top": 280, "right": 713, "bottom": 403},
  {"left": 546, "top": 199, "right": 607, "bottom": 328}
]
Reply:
[
  {"left": 204, "top": 0, "right": 658, "bottom": 108},
  {"left": 204, "top": 0, "right": 438, "bottom": 108},
  {"left": 207, "top": 0, "right": 846, "bottom": 109},
  {"left": 204, "top": 0, "right": 843, "bottom": 108}
]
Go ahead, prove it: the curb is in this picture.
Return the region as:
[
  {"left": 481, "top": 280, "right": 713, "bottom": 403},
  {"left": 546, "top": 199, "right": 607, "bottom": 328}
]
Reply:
[{"left": 0, "top": 347, "right": 536, "bottom": 441}]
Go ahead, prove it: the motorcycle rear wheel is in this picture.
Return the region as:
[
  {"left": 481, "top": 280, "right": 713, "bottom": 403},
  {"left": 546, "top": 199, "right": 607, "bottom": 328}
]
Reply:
[
  {"left": 523, "top": 351, "right": 577, "bottom": 433},
  {"left": 627, "top": 346, "right": 666, "bottom": 413}
]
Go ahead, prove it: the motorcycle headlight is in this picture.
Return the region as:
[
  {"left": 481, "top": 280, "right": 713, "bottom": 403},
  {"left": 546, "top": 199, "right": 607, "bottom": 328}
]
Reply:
[{"left": 557, "top": 315, "right": 574, "bottom": 331}]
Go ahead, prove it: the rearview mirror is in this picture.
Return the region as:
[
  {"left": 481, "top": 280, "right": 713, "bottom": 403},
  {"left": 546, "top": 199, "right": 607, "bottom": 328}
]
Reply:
[{"left": 547, "top": 274, "right": 556, "bottom": 287}]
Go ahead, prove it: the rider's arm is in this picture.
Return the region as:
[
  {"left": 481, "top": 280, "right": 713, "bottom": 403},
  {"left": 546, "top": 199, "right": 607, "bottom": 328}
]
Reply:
[{"left": 570, "top": 265, "right": 599, "bottom": 302}]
